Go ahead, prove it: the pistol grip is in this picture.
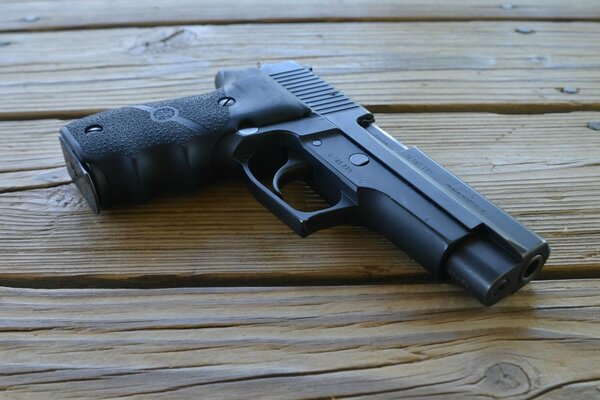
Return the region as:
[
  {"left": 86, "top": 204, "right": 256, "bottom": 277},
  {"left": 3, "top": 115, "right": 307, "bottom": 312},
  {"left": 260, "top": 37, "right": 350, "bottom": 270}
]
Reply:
[
  {"left": 60, "top": 65, "right": 309, "bottom": 211},
  {"left": 60, "top": 90, "right": 231, "bottom": 210}
]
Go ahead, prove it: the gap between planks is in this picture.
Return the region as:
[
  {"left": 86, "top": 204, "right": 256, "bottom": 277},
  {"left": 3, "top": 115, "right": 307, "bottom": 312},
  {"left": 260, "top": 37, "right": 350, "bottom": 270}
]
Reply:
[
  {"left": 5, "top": 104, "right": 600, "bottom": 123},
  {"left": 7, "top": 16, "right": 600, "bottom": 34},
  {"left": 3, "top": 0, "right": 600, "bottom": 32}
]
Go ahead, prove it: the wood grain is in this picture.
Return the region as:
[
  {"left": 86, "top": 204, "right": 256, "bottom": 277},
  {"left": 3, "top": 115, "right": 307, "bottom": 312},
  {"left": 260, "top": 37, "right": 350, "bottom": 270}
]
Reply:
[
  {"left": 3, "top": 1, "right": 599, "bottom": 397},
  {"left": 1, "top": 112, "right": 598, "bottom": 286},
  {"left": 0, "top": 280, "right": 598, "bottom": 399},
  {"left": 2, "top": 22, "right": 600, "bottom": 118},
  {"left": 3, "top": 0, "right": 600, "bottom": 32},
  {"left": 0, "top": 167, "right": 69, "bottom": 194}
]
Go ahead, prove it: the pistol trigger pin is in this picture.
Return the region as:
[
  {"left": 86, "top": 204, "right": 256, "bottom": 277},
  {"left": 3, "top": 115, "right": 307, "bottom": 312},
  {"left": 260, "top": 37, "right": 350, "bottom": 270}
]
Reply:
[{"left": 272, "top": 155, "right": 312, "bottom": 197}]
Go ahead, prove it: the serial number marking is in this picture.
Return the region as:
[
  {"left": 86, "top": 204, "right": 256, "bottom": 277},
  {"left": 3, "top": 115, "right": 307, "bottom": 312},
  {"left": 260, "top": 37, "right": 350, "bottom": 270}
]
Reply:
[
  {"left": 404, "top": 153, "right": 434, "bottom": 176},
  {"left": 327, "top": 152, "right": 354, "bottom": 174}
]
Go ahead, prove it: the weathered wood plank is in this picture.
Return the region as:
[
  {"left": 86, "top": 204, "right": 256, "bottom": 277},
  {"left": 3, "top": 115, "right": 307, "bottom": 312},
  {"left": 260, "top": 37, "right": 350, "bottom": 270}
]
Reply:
[
  {"left": 1, "top": 112, "right": 598, "bottom": 285},
  {"left": 0, "top": 166, "right": 69, "bottom": 194},
  {"left": 3, "top": 0, "right": 600, "bottom": 32},
  {"left": 0, "top": 280, "right": 598, "bottom": 399},
  {"left": 1, "top": 22, "right": 600, "bottom": 118}
]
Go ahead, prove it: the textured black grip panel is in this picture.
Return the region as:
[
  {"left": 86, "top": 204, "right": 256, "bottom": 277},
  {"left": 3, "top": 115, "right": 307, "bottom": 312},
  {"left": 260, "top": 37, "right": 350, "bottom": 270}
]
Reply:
[
  {"left": 66, "top": 88, "right": 229, "bottom": 158},
  {"left": 61, "top": 89, "right": 232, "bottom": 207}
]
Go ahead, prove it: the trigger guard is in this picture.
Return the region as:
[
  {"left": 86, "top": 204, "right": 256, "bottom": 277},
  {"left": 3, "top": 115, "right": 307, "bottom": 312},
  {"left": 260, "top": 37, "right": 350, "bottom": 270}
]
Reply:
[{"left": 240, "top": 159, "right": 356, "bottom": 237}]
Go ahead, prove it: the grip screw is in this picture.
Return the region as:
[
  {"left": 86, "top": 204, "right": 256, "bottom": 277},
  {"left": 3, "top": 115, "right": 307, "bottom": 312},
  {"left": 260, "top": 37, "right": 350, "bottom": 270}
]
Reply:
[
  {"left": 218, "top": 97, "right": 236, "bottom": 107},
  {"left": 84, "top": 124, "right": 103, "bottom": 134}
]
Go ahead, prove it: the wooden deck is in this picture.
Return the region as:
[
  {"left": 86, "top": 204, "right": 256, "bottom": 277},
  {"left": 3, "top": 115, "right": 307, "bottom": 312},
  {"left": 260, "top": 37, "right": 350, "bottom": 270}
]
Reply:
[{"left": 1, "top": 1, "right": 599, "bottom": 398}]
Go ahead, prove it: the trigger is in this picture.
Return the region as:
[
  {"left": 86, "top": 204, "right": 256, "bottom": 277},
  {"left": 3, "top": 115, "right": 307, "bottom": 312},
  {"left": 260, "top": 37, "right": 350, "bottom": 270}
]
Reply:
[{"left": 272, "top": 154, "right": 312, "bottom": 197}]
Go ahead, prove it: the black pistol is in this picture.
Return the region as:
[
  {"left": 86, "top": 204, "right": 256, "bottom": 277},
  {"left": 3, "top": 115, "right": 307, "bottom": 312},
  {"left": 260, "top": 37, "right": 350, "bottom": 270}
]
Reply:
[{"left": 59, "top": 61, "right": 550, "bottom": 305}]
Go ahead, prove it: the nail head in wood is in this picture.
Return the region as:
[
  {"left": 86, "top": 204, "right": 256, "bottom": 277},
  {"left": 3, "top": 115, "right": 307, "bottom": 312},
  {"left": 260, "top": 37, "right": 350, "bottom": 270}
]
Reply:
[
  {"left": 561, "top": 86, "right": 579, "bottom": 94},
  {"left": 587, "top": 121, "right": 600, "bottom": 131},
  {"left": 516, "top": 27, "right": 535, "bottom": 34}
]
